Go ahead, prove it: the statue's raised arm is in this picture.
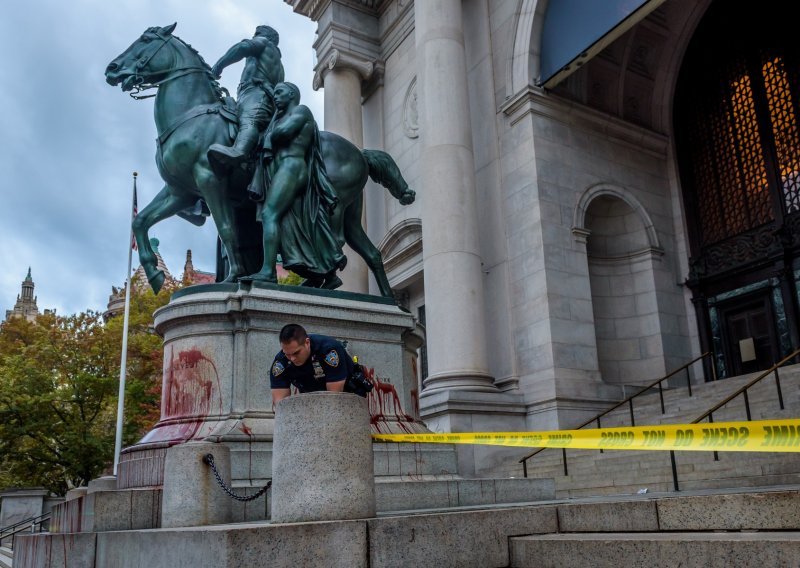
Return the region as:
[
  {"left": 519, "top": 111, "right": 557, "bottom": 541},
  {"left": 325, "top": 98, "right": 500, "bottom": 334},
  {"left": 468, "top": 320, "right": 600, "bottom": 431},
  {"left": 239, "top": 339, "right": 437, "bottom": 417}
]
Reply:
[{"left": 207, "top": 25, "right": 285, "bottom": 172}]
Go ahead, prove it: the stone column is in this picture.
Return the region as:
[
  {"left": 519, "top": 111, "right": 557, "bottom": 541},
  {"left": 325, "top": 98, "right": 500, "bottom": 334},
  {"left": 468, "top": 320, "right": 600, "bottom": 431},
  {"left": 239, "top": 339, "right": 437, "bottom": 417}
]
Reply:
[
  {"left": 315, "top": 49, "right": 374, "bottom": 294},
  {"left": 415, "top": 0, "right": 496, "bottom": 393}
]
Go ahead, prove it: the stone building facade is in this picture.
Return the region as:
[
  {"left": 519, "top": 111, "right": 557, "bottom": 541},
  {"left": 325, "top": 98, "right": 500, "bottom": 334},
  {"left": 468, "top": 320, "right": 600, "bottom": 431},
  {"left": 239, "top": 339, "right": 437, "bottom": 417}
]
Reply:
[{"left": 288, "top": 0, "right": 800, "bottom": 473}]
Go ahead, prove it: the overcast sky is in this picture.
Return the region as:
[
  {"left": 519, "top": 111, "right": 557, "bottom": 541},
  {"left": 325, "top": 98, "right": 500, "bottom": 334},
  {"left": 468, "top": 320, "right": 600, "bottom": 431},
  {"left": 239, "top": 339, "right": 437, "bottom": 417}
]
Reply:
[{"left": 0, "top": 0, "right": 323, "bottom": 316}]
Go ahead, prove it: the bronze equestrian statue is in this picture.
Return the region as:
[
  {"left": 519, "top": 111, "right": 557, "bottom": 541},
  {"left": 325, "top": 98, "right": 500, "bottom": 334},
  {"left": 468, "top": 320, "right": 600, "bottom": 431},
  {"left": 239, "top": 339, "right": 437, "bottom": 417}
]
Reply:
[{"left": 105, "top": 24, "right": 414, "bottom": 297}]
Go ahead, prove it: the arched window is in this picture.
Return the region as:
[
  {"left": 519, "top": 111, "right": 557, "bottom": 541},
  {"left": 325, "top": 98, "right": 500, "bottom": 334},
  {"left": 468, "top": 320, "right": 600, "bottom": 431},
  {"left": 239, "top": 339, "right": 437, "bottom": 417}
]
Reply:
[{"left": 676, "top": 2, "right": 800, "bottom": 255}]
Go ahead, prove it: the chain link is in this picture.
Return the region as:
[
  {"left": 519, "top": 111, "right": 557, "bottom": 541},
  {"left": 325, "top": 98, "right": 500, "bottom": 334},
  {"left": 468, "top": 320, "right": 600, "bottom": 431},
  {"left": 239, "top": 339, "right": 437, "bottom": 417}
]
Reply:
[{"left": 203, "top": 454, "right": 272, "bottom": 502}]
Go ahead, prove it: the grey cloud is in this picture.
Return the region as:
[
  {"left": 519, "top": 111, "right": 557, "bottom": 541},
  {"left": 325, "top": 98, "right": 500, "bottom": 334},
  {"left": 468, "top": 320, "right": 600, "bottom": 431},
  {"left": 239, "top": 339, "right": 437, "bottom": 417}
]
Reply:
[{"left": 0, "top": 0, "right": 323, "bottom": 315}]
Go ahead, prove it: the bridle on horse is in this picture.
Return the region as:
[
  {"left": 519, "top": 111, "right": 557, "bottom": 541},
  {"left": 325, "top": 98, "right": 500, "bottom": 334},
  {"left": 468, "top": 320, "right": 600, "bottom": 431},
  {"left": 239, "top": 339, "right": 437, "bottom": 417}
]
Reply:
[{"left": 127, "top": 30, "right": 213, "bottom": 100}]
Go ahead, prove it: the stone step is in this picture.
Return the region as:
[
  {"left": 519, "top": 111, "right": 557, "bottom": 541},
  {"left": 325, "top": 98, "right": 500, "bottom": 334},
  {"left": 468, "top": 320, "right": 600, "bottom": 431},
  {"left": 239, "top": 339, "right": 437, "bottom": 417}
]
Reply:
[
  {"left": 528, "top": 446, "right": 800, "bottom": 474},
  {"left": 375, "top": 477, "right": 554, "bottom": 511},
  {"left": 16, "top": 504, "right": 560, "bottom": 568},
  {"left": 372, "top": 442, "right": 459, "bottom": 477},
  {"left": 483, "top": 371, "right": 800, "bottom": 481},
  {"left": 16, "top": 487, "right": 800, "bottom": 568},
  {"left": 599, "top": 386, "right": 800, "bottom": 426},
  {"left": 598, "top": 367, "right": 800, "bottom": 421},
  {"left": 519, "top": 446, "right": 800, "bottom": 482},
  {"left": 509, "top": 532, "right": 800, "bottom": 568},
  {"left": 486, "top": 372, "right": 800, "bottom": 490},
  {"left": 557, "top": 472, "right": 800, "bottom": 499},
  {"left": 47, "top": 475, "right": 556, "bottom": 533},
  {"left": 0, "top": 546, "right": 12, "bottom": 568},
  {"left": 514, "top": 446, "right": 800, "bottom": 498}
]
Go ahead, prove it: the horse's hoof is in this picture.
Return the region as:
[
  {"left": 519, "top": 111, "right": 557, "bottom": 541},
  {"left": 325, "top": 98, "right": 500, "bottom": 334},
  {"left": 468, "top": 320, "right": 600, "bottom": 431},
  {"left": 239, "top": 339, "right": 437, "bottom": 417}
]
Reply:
[
  {"left": 400, "top": 190, "right": 415, "bottom": 205},
  {"left": 148, "top": 270, "right": 166, "bottom": 294}
]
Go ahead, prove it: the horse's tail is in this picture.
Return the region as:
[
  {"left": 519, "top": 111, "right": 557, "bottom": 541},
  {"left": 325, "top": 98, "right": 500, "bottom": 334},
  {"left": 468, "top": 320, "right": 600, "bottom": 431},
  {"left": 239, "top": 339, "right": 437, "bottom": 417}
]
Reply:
[{"left": 362, "top": 150, "right": 416, "bottom": 205}]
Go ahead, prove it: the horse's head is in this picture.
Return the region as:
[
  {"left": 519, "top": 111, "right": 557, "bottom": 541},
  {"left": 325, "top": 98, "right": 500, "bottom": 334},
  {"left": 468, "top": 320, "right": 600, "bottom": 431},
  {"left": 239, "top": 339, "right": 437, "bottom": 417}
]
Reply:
[{"left": 105, "top": 23, "right": 179, "bottom": 92}]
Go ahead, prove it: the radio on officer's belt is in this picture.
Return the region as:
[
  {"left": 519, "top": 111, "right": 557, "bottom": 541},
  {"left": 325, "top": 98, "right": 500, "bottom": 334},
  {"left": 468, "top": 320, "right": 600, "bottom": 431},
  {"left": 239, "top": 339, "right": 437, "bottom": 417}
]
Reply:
[{"left": 345, "top": 354, "right": 374, "bottom": 397}]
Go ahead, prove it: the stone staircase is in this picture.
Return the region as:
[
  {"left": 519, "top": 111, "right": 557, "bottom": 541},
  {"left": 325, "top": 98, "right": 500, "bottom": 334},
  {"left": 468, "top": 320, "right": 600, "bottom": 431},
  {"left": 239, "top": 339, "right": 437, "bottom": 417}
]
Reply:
[
  {"left": 11, "top": 366, "right": 800, "bottom": 567},
  {"left": 0, "top": 546, "right": 12, "bottom": 568},
  {"left": 490, "top": 364, "right": 800, "bottom": 497},
  {"left": 15, "top": 486, "right": 800, "bottom": 567},
  {"left": 508, "top": 487, "right": 800, "bottom": 567}
]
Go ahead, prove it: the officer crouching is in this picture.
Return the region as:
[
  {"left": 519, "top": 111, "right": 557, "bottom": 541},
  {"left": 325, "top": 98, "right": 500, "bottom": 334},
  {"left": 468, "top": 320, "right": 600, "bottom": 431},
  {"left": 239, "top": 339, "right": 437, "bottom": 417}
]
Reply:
[{"left": 270, "top": 323, "right": 372, "bottom": 405}]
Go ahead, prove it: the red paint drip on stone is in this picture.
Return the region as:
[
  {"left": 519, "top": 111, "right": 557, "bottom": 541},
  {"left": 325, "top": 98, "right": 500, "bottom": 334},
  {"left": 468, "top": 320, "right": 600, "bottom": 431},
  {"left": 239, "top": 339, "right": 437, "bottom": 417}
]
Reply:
[{"left": 364, "top": 366, "right": 416, "bottom": 434}]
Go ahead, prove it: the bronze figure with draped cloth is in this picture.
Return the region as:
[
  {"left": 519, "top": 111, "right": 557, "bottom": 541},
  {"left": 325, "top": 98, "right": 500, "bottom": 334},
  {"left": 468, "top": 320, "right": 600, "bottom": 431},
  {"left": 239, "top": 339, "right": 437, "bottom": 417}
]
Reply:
[{"left": 246, "top": 82, "right": 346, "bottom": 287}]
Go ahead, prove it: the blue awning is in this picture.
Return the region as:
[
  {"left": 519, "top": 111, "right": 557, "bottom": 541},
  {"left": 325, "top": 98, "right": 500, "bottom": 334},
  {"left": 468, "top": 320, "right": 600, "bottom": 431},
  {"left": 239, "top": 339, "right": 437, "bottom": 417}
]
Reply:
[{"left": 540, "top": 0, "right": 666, "bottom": 88}]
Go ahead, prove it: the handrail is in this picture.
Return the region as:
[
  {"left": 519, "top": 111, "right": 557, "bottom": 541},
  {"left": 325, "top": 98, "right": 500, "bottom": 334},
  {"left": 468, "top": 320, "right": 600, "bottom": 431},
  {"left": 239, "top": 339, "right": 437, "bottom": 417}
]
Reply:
[
  {"left": 691, "top": 347, "right": 800, "bottom": 424},
  {"left": 0, "top": 511, "right": 51, "bottom": 544},
  {"left": 519, "top": 352, "right": 713, "bottom": 476},
  {"left": 658, "top": 346, "right": 800, "bottom": 491}
]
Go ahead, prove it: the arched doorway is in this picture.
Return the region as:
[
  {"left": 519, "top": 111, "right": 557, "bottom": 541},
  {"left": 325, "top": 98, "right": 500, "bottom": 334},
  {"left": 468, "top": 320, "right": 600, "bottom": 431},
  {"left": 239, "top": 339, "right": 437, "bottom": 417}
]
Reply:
[
  {"left": 581, "top": 189, "right": 667, "bottom": 386},
  {"left": 674, "top": 0, "right": 800, "bottom": 377}
]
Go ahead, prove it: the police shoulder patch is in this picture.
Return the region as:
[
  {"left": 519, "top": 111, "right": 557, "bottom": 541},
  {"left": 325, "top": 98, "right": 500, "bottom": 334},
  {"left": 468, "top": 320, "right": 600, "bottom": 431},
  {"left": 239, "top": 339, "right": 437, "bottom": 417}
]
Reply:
[
  {"left": 324, "top": 349, "right": 339, "bottom": 367},
  {"left": 271, "top": 360, "right": 285, "bottom": 376}
]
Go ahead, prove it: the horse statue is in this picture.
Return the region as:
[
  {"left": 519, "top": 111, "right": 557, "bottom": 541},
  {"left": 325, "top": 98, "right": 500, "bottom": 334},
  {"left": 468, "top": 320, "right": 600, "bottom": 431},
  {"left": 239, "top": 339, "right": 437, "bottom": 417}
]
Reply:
[{"left": 105, "top": 23, "right": 414, "bottom": 297}]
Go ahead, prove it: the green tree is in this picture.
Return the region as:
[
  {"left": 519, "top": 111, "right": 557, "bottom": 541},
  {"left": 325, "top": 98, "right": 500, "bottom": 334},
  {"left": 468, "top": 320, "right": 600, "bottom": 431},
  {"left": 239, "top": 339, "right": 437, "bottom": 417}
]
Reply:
[
  {"left": 103, "top": 287, "right": 173, "bottom": 440},
  {"left": 0, "top": 312, "right": 116, "bottom": 494},
  {"left": 278, "top": 270, "right": 303, "bottom": 286},
  {"left": 0, "top": 286, "right": 172, "bottom": 495}
]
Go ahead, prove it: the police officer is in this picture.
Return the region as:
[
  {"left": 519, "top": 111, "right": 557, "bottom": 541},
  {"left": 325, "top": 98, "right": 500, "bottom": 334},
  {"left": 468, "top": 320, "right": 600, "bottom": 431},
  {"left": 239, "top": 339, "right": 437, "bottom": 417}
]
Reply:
[{"left": 269, "top": 323, "right": 355, "bottom": 404}]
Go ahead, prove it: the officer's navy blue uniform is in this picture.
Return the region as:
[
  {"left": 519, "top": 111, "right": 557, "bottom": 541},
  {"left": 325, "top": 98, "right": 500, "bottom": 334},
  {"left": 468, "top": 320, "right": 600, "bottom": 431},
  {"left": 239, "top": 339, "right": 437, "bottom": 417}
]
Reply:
[{"left": 270, "top": 334, "right": 354, "bottom": 393}]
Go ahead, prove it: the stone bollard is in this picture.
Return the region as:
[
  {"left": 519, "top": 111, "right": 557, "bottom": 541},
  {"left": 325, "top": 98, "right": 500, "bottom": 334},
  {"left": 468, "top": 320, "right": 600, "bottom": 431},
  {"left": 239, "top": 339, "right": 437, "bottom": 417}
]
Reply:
[
  {"left": 271, "top": 392, "right": 375, "bottom": 523},
  {"left": 161, "top": 441, "right": 232, "bottom": 528},
  {"left": 87, "top": 475, "right": 117, "bottom": 493},
  {"left": 65, "top": 487, "right": 88, "bottom": 502}
]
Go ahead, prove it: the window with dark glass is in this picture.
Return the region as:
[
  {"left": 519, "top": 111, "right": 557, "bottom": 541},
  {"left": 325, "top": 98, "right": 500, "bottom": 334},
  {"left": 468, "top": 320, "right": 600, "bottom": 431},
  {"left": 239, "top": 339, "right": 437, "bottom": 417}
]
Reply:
[{"left": 675, "top": 0, "right": 800, "bottom": 253}]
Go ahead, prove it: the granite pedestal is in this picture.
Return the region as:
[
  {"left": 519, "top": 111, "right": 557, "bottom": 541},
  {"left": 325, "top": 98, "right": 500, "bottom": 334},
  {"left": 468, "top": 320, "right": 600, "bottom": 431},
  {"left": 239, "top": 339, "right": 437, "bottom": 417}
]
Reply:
[{"left": 118, "top": 283, "right": 433, "bottom": 491}]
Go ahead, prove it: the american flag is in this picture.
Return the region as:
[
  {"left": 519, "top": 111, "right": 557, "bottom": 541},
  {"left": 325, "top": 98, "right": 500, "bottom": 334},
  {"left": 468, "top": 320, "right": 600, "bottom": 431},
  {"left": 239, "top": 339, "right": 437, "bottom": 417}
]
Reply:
[{"left": 131, "top": 174, "right": 138, "bottom": 251}]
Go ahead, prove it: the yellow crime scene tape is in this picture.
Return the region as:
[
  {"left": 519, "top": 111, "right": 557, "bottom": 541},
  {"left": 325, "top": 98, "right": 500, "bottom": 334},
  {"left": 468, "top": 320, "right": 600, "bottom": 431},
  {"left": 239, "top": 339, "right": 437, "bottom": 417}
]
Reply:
[{"left": 372, "top": 419, "right": 800, "bottom": 452}]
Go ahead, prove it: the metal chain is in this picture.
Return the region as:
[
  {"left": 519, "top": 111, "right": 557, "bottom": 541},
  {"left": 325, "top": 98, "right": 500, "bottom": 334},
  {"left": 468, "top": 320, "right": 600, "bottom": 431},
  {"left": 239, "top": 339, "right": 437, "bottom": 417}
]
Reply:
[{"left": 203, "top": 454, "right": 272, "bottom": 502}]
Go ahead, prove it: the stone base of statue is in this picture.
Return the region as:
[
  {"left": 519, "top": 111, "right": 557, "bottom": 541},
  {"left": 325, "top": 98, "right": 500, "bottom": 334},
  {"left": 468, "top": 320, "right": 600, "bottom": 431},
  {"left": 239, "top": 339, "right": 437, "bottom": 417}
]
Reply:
[{"left": 117, "top": 282, "right": 436, "bottom": 491}]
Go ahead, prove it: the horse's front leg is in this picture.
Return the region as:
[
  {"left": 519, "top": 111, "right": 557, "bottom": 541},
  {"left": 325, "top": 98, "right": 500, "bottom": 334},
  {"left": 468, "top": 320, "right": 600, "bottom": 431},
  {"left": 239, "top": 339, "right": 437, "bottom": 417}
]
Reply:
[
  {"left": 132, "top": 185, "right": 197, "bottom": 293},
  {"left": 194, "top": 164, "right": 245, "bottom": 281}
]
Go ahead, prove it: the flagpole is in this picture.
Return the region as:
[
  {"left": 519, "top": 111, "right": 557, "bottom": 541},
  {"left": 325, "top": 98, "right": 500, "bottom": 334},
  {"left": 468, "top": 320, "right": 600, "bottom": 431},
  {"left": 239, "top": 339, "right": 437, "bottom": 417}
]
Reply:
[{"left": 113, "top": 172, "right": 137, "bottom": 476}]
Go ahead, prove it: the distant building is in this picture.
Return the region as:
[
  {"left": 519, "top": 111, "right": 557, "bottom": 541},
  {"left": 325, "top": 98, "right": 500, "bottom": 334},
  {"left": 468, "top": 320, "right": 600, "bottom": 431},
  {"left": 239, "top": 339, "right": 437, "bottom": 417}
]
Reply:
[
  {"left": 103, "top": 239, "right": 214, "bottom": 321},
  {"left": 180, "top": 249, "right": 216, "bottom": 287},
  {"left": 4, "top": 268, "right": 52, "bottom": 322}
]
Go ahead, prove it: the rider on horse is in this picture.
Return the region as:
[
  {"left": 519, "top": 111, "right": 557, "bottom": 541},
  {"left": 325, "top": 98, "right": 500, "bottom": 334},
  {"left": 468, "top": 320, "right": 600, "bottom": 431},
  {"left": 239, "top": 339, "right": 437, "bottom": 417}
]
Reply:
[{"left": 207, "top": 25, "right": 284, "bottom": 172}]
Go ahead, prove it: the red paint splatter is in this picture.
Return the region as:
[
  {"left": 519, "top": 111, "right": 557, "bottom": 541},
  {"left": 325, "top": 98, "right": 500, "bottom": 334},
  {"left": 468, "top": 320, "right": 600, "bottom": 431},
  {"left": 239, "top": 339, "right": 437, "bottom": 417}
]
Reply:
[
  {"left": 239, "top": 422, "right": 254, "bottom": 436},
  {"left": 150, "top": 345, "right": 224, "bottom": 441},
  {"left": 363, "top": 366, "right": 416, "bottom": 434},
  {"left": 410, "top": 354, "right": 421, "bottom": 419}
]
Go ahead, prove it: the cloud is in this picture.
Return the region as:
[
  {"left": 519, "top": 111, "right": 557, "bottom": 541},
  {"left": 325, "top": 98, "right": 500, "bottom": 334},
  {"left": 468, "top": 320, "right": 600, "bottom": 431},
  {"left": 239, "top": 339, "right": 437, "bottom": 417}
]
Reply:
[{"left": 0, "top": 0, "right": 323, "bottom": 316}]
